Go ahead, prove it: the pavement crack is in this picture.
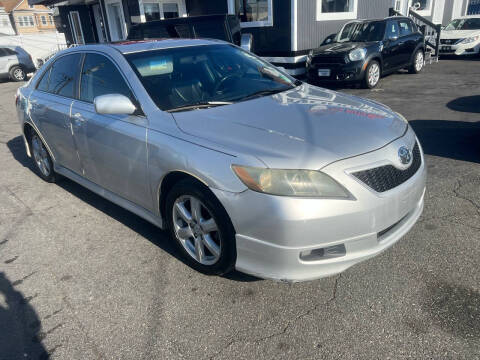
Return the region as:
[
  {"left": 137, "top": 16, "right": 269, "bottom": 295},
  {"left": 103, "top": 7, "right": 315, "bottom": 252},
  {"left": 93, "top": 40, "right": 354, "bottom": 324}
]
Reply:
[{"left": 208, "top": 275, "right": 342, "bottom": 360}]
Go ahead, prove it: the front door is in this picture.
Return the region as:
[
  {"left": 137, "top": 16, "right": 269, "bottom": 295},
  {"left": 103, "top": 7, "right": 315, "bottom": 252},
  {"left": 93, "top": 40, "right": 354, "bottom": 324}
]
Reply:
[
  {"left": 105, "top": 0, "right": 127, "bottom": 41},
  {"left": 382, "top": 20, "right": 402, "bottom": 70},
  {"left": 68, "top": 11, "right": 85, "bottom": 45},
  {"left": 71, "top": 52, "right": 151, "bottom": 210}
]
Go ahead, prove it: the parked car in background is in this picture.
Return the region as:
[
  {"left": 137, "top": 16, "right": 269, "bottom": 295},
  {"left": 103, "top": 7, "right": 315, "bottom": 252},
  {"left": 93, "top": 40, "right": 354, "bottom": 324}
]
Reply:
[
  {"left": 0, "top": 46, "right": 36, "bottom": 82},
  {"left": 306, "top": 17, "right": 425, "bottom": 88},
  {"left": 16, "top": 40, "right": 426, "bottom": 282},
  {"left": 439, "top": 15, "right": 480, "bottom": 56}
]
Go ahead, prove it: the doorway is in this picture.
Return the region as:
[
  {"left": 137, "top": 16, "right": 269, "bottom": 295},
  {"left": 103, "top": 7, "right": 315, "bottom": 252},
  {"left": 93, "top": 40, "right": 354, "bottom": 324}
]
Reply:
[{"left": 104, "top": 0, "right": 127, "bottom": 41}]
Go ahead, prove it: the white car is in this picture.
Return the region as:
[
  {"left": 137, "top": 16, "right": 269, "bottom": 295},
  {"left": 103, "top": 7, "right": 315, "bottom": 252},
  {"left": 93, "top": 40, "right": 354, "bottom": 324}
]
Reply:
[{"left": 439, "top": 15, "right": 480, "bottom": 56}]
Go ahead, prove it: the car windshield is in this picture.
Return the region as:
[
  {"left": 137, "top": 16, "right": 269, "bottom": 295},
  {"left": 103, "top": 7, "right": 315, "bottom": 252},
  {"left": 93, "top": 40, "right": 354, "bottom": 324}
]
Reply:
[
  {"left": 445, "top": 18, "right": 480, "bottom": 30},
  {"left": 125, "top": 44, "right": 297, "bottom": 112},
  {"left": 337, "top": 21, "right": 386, "bottom": 42}
]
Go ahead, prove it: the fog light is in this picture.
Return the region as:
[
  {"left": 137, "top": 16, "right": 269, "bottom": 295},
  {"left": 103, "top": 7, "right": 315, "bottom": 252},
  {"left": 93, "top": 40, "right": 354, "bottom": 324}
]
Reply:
[{"left": 300, "top": 244, "right": 346, "bottom": 261}]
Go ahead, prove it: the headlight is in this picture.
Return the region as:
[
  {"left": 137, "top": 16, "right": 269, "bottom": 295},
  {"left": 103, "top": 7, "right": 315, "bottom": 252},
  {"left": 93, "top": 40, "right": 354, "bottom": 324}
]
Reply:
[
  {"left": 232, "top": 165, "right": 351, "bottom": 198},
  {"left": 348, "top": 48, "right": 367, "bottom": 62},
  {"left": 460, "top": 35, "right": 480, "bottom": 44}
]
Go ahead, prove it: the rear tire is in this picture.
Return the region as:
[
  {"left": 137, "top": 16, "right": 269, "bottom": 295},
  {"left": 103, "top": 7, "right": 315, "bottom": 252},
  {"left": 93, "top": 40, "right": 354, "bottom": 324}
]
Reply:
[
  {"left": 29, "top": 131, "right": 57, "bottom": 183},
  {"left": 166, "top": 178, "right": 236, "bottom": 276},
  {"left": 362, "top": 60, "right": 381, "bottom": 89},
  {"left": 409, "top": 50, "right": 424, "bottom": 74},
  {"left": 9, "top": 66, "right": 26, "bottom": 82}
]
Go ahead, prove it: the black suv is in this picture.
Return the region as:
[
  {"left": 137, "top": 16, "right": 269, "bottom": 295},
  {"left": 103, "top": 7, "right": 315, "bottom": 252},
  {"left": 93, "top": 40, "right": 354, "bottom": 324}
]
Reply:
[{"left": 306, "top": 17, "right": 425, "bottom": 88}]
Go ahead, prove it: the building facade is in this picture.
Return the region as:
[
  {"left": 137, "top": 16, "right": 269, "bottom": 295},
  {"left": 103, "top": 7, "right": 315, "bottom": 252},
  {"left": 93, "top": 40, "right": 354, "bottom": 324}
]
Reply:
[
  {"left": 0, "top": 0, "right": 54, "bottom": 34},
  {"left": 29, "top": 0, "right": 475, "bottom": 75}
]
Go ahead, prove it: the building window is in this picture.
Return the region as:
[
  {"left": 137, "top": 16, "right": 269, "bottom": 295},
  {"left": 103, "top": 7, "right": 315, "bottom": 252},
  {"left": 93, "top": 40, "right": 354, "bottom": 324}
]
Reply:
[
  {"left": 316, "top": 0, "right": 358, "bottom": 21},
  {"left": 48, "top": 15, "right": 54, "bottom": 24},
  {"left": 139, "top": 0, "right": 186, "bottom": 22},
  {"left": 41, "top": 15, "right": 47, "bottom": 25},
  {"left": 228, "top": 0, "right": 273, "bottom": 27},
  {"left": 411, "top": 0, "right": 432, "bottom": 15},
  {"left": 29, "top": 16, "right": 34, "bottom": 26}
]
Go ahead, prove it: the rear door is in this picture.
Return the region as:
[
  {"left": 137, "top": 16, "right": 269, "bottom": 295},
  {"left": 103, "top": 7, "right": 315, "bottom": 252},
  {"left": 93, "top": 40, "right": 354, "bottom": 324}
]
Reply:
[
  {"left": 29, "top": 53, "right": 83, "bottom": 174},
  {"left": 70, "top": 52, "right": 151, "bottom": 209},
  {"left": 0, "top": 48, "right": 9, "bottom": 75}
]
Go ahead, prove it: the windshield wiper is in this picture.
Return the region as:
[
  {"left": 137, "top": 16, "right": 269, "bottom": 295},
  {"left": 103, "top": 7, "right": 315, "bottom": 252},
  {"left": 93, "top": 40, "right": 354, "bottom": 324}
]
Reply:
[
  {"left": 231, "top": 88, "right": 290, "bottom": 103},
  {"left": 167, "top": 101, "right": 233, "bottom": 113}
]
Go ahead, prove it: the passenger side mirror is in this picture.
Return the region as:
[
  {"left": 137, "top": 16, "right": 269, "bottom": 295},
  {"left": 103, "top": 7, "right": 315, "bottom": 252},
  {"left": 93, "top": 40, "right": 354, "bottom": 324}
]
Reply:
[
  {"left": 389, "top": 35, "right": 398, "bottom": 41},
  {"left": 94, "top": 94, "right": 137, "bottom": 115},
  {"left": 241, "top": 33, "right": 253, "bottom": 52}
]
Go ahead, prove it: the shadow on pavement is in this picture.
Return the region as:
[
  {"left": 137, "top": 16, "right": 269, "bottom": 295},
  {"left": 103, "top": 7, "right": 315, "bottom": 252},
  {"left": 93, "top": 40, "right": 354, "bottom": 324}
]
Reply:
[
  {"left": 0, "top": 272, "right": 50, "bottom": 359},
  {"left": 409, "top": 120, "right": 480, "bottom": 163},
  {"left": 447, "top": 96, "right": 480, "bottom": 113},
  {"left": 6, "top": 136, "right": 260, "bottom": 283}
]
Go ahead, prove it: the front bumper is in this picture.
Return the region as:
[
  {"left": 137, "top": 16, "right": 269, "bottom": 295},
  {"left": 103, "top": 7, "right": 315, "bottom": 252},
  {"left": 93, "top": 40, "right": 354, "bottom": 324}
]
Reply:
[
  {"left": 439, "top": 42, "right": 480, "bottom": 55},
  {"left": 306, "top": 60, "right": 366, "bottom": 84},
  {"left": 213, "top": 127, "right": 426, "bottom": 282}
]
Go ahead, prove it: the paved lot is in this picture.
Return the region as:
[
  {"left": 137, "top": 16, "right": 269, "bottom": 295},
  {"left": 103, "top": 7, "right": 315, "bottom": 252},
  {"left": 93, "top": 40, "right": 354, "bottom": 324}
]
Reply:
[{"left": 0, "top": 58, "right": 479, "bottom": 360}]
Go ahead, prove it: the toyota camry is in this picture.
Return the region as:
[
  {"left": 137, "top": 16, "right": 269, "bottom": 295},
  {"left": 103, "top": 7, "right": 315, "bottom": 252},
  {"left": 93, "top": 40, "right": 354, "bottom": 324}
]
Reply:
[{"left": 16, "top": 39, "right": 426, "bottom": 282}]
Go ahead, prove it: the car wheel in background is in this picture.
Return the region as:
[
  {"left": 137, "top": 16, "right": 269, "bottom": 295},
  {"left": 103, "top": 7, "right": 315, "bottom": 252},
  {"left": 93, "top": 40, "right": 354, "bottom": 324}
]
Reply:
[
  {"left": 9, "top": 66, "right": 26, "bottom": 82},
  {"left": 166, "top": 178, "right": 236, "bottom": 275},
  {"left": 363, "top": 60, "right": 381, "bottom": 89},
  {"left": 409, "top": 50, "right": 424, "bottom": 74},
  {"left": 30, "top": 132, "right": 57, "bottom": 182}
]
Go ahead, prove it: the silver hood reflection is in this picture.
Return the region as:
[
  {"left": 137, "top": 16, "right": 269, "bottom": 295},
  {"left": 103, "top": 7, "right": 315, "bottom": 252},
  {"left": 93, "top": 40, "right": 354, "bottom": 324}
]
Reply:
[{"left": 172, "top": 84, "right": 407, "bottom": 169}]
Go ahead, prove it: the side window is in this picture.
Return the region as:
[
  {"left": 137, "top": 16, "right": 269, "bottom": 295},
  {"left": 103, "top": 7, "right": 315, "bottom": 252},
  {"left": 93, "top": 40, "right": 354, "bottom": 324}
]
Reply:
[
  {"left": 409, "top": 20, "right": 418, "bottom": 33},
  {"left": 0, "top": 48, "right": 7, "bottom": 57},
  {"left": 80, "top": 53, "right": 133, "bottom": 103},
  {"left": 5, "top": 48, "right": 17, "bottom": 55},
  {"left": 398, "top": 20, "right": 413, "bottom": 37},
  {"left": 37, "top": 67, "right": 52, "bottom": 92},
  {"left": 386, "top": 21, "right": 399, "bottom": 39},
  {"left": 47, "top": 53, "right": 81, "bottom": 98}
]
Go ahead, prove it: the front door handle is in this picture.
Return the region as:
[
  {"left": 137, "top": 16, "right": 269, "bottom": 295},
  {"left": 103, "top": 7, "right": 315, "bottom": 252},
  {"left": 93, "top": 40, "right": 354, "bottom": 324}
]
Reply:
[{"left": 72, "top": 112, "right": 86, "bottom": 126}]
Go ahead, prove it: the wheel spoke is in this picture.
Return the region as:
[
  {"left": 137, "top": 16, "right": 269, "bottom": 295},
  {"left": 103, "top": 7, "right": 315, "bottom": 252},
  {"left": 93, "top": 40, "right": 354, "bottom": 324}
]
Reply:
[
  {"left": 177, "top": 226, "right": 193, "bottom": 240},
  {"left": 175, "top": 202, "right": 192, "bottom": 223},
  {"left": 194, "top": 236, "right": 205, "bottom": 262},
  {"left": 200, "top": 218, "right": 217, "bottom": 233},
  {"left": 190, "top": 197, "right": 202, "bottom": 222},
  {"left": 202, "top": 234, "right": 220, "bottom": 258}
]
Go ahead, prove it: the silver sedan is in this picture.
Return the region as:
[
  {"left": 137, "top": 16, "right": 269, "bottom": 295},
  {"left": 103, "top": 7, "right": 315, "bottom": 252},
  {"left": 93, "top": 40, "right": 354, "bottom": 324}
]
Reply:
[{"left": 15, "top": 39, "right": 426, "bottom": 282}]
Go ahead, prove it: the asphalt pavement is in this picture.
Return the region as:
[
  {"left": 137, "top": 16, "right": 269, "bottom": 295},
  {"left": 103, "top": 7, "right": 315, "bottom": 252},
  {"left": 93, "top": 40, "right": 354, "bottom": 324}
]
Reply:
[{"left": 0, "top": 58, "right": 479, "bottom": 359}]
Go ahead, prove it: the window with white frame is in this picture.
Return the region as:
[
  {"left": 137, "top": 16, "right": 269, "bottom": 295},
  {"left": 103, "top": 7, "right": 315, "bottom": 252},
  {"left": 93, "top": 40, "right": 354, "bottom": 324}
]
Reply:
[
  {"left": 17, "top": 16, "right": 34, "bottom": 27},
  {"left": 140, "top": 0, "right": 186, "bottom": 22},
  {"left": 228, "top": 0, "right": 273, "bottom": 27},
  {"left": 411, "top": 0, "right": 432, "bottom": 15},
  {"left": 316, "top": 0, "right": 358, "bottom": 21},
  {"left": 48, "top": 14, "right": 53, "bottom": 24},
  {"left": 41, "top": 15, "right": 47, "bottom": 25}
]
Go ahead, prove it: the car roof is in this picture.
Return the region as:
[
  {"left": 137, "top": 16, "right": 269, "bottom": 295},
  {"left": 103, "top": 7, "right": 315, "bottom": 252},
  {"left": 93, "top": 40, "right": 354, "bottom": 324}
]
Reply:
[{"left": 70, "top": 38, "right": 227, "bottom": 55}]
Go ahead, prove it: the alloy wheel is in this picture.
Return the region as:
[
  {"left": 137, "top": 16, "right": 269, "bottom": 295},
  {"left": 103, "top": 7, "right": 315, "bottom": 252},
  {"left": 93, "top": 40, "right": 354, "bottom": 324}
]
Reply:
[
  {"left": 13, "top": 68, "right": 25, "bottom": 81},
  {"left": 172, "top": 195, "right": 221, "bottom": 265},
  {"left": 415, "top": 52, "right": 424, "bottom": 72},
  {"left": 368, "top": 63, "right": 380, "bottom": 87},
  {"left": 31, "top": 134, "right": 51, "bottom": 177}
]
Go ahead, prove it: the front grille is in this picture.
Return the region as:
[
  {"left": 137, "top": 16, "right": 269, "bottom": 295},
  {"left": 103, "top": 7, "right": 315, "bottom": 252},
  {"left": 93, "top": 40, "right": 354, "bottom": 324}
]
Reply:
[
  {"left": 352, "top": 142, "right": 421, "bottom": 193},
  {"left": 440, "top": 39, "right": 460, "bottom": 45},
  {"left": 311, "top": 56, "right": 346, "bottom": 65}
]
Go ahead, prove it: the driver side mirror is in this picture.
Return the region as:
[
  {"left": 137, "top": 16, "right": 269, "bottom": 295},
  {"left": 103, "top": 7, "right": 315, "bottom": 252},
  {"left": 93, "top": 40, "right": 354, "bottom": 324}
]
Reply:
[
  {"left": 389, "top": 35, "right": 398, "bottom": 41},
  {"left": 241, "top": 33, "right": 253, "bottom": 52},
  {"left": 94, "top": 94, "right": 137, "bottom": 115}
]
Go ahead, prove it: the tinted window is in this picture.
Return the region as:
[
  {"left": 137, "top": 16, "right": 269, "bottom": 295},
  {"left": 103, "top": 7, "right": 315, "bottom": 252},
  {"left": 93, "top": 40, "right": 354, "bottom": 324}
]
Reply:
[
  {"left": 398, "top": 20, "right": 413, "bottom": 37},
  {"left": 350, "top": 21, "right": 386, "bottom": 42},
  {"left": 37, "top": 67, "right": 51, "bottom": 92},
  {"left": 46, "top": 54, "right": 81, "bottom": 98},
  {"left": 386, "top": 21, "right": 399, "bottom": 39},
  {"left": 0, "top": 48, "right": 7, "bottom": 56},
  {"left": 80, "top": 53, "right": 133, "bottom": 103}
]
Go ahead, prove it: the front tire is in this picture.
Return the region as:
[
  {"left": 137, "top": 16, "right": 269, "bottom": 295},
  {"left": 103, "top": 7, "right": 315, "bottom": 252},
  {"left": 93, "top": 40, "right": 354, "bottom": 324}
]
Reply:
[
  {"left": 9, "top": 66, "right": 26, "bottom": 82},
  {"left": 409, "top": 50, "right": 424, "bottom": 74},
  {"left": 166, "top": 178, "right": 236, "bottom": 275},
  {"left": 30, "top": 132, "right": 56, "bottom": 182},
  {"left": 363, "top": 60, "right": 381, "bottom": 89}
]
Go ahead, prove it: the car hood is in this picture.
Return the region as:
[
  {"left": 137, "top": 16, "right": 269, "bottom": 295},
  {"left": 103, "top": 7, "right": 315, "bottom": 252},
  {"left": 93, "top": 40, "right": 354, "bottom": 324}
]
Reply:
[
  {"left": 441, "top": 29, "right": 480, "bottom": 39},
  {"left": 312, "top": 41, "right": 375, "bottom": 56},
  {"left": 171, "top": 84, "right": 407, "bottom": 169}
]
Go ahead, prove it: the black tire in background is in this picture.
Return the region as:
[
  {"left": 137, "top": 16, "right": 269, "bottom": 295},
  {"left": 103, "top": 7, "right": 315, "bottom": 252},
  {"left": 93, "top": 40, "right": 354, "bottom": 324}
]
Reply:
[
  {"left": 409, "top": 50, "right": 424, "bottom": 74},
  {"left": 9, "top": 66, "right": 26, "bottom": 82},
  {"left": 362, "top": 60, "right": 381, "bottom": 89},
  {"left": 165, "top": 178, "right": 236, "bottom": 276}
]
